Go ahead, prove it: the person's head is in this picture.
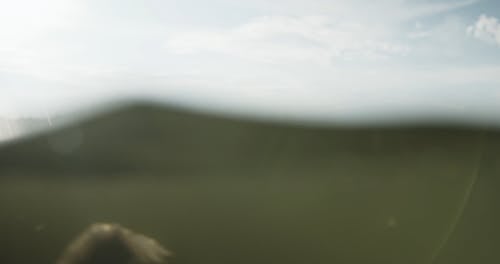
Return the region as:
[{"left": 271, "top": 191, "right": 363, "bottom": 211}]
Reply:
[{"left": 57, "top": 223, "right": 172, "bottom": 264}]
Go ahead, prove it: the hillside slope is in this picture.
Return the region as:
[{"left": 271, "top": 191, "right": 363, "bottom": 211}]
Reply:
[{"left": 0, "top": 102, "right": 490, "bottom": 176}]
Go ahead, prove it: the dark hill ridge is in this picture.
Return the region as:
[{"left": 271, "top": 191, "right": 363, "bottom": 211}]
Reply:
[
  {"left": 0, "top": 101, "right": 493, "bottom": 176},
  {"left": 2, "top": 102, "right": 500, "bottom": 264}
]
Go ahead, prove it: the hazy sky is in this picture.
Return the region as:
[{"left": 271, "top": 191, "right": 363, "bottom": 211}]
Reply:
[{"left": 1, "top": 0, "right": 500, "bottom": 122}]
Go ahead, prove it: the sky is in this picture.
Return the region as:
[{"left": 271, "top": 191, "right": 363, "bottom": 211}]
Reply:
[{"left": 0, "top": 0, "right": 500, "bottom": 123}]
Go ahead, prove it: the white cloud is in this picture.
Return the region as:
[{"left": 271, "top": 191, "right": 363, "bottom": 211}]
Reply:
[
  {"left": 467, "top": 14, "right": 500, "bottom": 46},
  {"left": 166, "top": 16, "right": 409, "bottom": 65},
  {"left": 0, "top": 0, "right": 479, "bottom": 84},
  {"left": 397, "top": 0, "right": 478, "bottom": 21},
  {"left": 407, "top": 16, "right": 470, "bottom": 59},
  {"left": 2, "top": 0, "right": 499, "bottom": 124},
  {"left": 241, "top": 0, "right": 477, "bottom": 23},
  {"left": 0, "top": 0, "right": 84, "bottom": 80},
  {"left": 0, "top": 0, "right": 81, "bottom": 41}
]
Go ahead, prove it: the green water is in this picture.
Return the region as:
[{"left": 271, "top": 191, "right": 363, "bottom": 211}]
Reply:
[{"left": 1, "top": 104, "right": 499, "bottom": 264}]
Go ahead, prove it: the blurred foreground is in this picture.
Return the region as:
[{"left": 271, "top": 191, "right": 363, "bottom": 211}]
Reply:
[{"left": 0, "top": 102, "right": 499, "bottom": 264}]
